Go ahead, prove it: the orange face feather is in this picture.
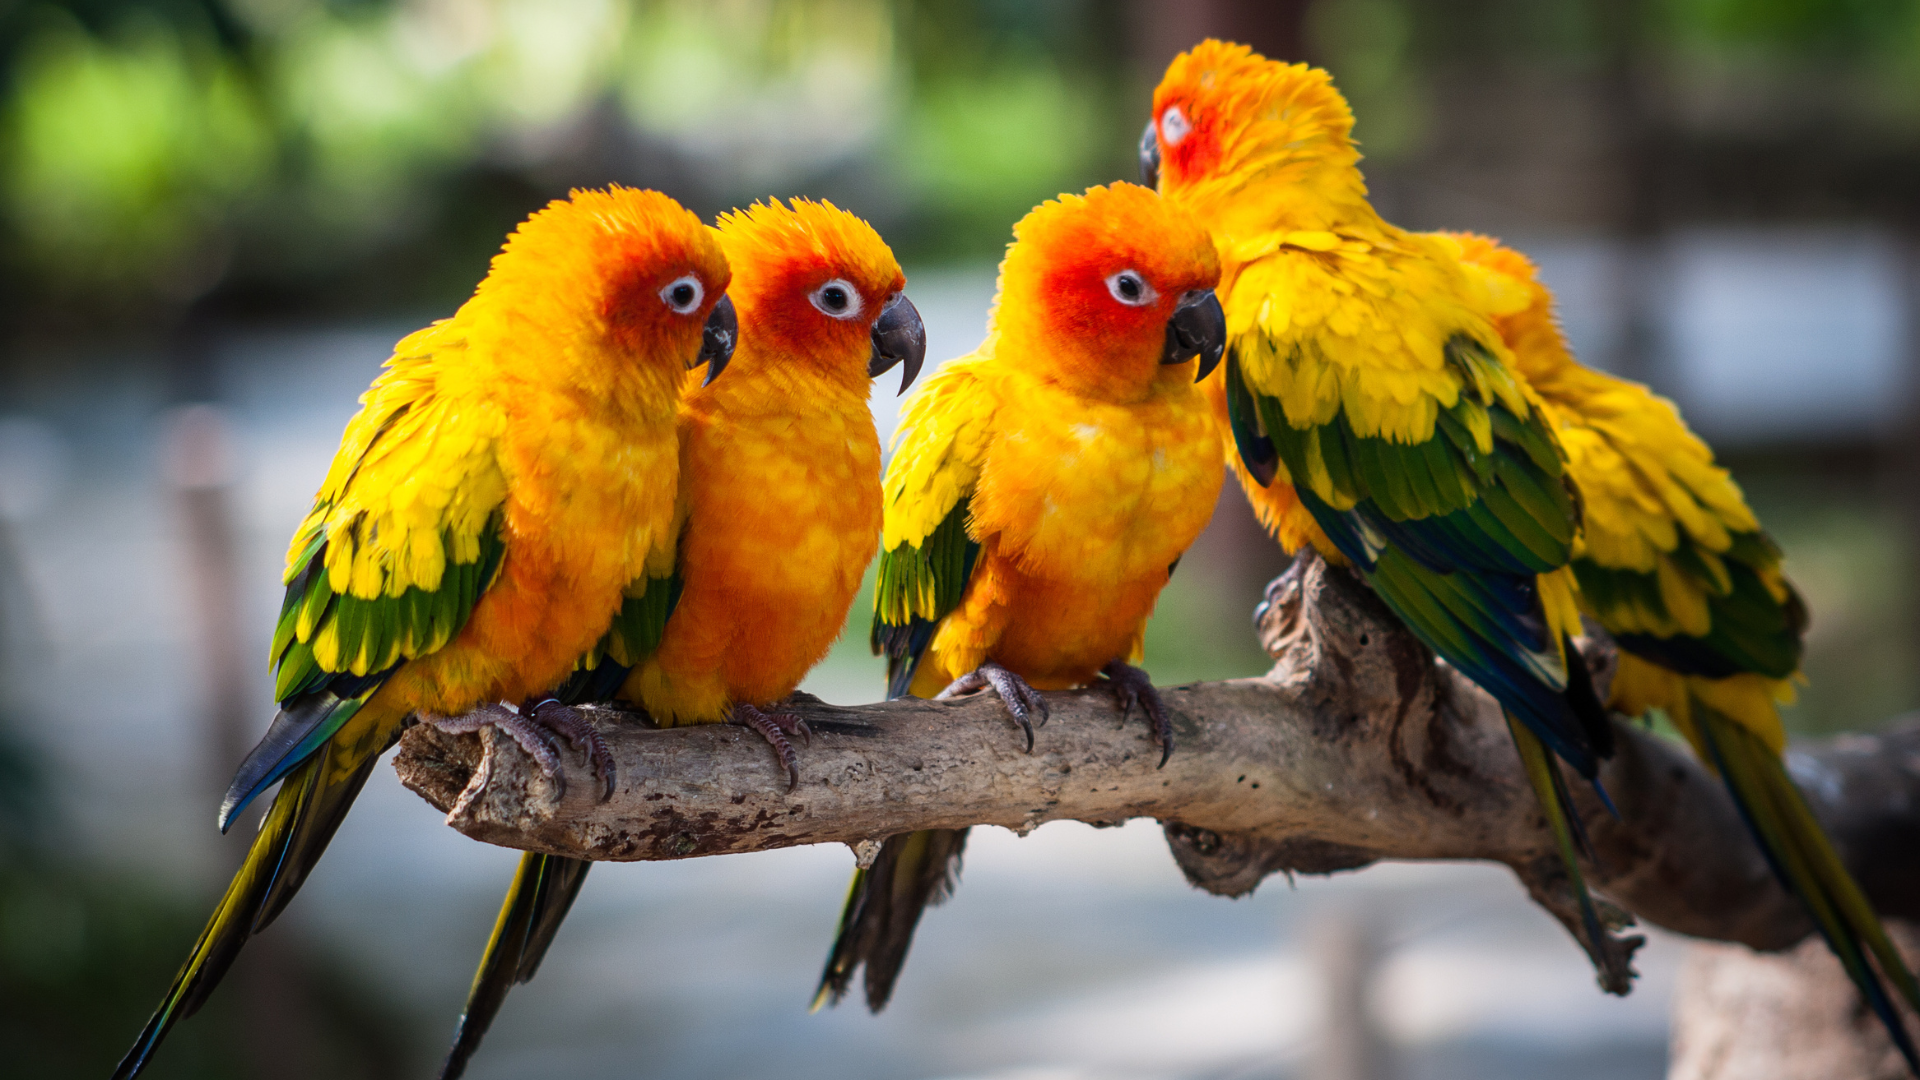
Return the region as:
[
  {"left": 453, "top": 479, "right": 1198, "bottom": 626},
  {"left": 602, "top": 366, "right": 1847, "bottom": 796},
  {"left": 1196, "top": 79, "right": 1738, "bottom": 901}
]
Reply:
[
  {"left": 991, "top": 183, "right": 1221, "bottom": 402},
  {"left": 461, "top": 186, "right": 732, "bottom": 405},
  {"left": 882, "top": 182, "right": 1226, "bottom": 693},
  {"left": 1147, "top": 41, "right": 1369, "bottom": 233},
  {"left": 694, "top": 198, "right": 908, "bottom": 398}
]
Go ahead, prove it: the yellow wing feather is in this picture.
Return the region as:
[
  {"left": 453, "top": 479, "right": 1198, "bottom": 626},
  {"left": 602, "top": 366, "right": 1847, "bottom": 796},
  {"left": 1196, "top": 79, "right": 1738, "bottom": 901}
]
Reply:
[
  {"left": 881, "top": 357, "right": 995, "bottom": 557},
  {"left": 1446, "top": 232, "right": 1797, "bottom": 753},
  {"left": 278, "top": 326, "right": 508, "bottom": 682}
]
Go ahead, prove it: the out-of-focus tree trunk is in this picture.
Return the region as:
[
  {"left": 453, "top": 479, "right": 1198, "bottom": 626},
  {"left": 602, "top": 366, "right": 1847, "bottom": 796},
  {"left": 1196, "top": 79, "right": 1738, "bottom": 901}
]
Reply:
[
  {"left": 1901, "top": 226, "right": 1920, "bottom": 721},
  {"left": 1596, "top": 0, "right": 1666, "bottom": 386},
  {"left": 163, "top": 404, "right": 250, "bottom": 792},
  {"left": 1309, "top": 906, "right": 1395, "bottom": 1080},
  {"left": 164, "top": 321, "right": 327, "bottom": 1080},
  {"left": 1669, "top": 925, "right": 1920, "bottom": 1080}
]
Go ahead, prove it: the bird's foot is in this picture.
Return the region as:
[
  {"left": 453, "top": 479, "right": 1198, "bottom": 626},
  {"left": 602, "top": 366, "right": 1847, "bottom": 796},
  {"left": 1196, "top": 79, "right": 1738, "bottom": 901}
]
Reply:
[
  {"left": 936, "top": 660, "right": 1048, "bottom": 753},
  {"left": 1102, "top": 660, "right": 1173, "bottom": 768},
  {"left": 524, "top": 697, "right": 617, "bottom": 800},
  {"left": 732, "top": 703, "right": 811, "bottom": 792},
  {"left": 427, "top": 698, "right": 615, "bottom": 801}
]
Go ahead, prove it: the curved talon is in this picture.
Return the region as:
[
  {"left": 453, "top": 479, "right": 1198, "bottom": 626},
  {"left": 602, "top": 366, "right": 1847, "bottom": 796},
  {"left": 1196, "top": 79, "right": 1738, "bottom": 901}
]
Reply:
[
  {"left": 734, "top": 704, "right": 806, "bottom": 791},
  {"left": 528, "top": 698, "right": 617, "bottom": 801},
  {"left": 1102, "top": 660, "right": 1174, "bottom": 768},
  {"left": 940, "top": 661, "right": 1046, "bottom": 753},
  {"left": 432, "top": 702, "right": 568, "bottom": 795}
]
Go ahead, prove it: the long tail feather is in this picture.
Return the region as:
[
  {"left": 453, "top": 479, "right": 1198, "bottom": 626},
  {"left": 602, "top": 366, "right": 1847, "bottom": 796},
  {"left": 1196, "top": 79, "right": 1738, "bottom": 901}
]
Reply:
[
  {"left": 813, "top": 827, "right": 967, "bottom": 1013},
  {"left": 1507, "top": 713, "right": 1609, "bottom": 961},
  {"left": 440, "top": 853, "right": 593, "bottom": 1080},
  {"left": 1698, "top": 707, "right": 1920, "bottom": 1073},
  {"left": 113, "top": 734, "right": 384, "bottom": 1079}
]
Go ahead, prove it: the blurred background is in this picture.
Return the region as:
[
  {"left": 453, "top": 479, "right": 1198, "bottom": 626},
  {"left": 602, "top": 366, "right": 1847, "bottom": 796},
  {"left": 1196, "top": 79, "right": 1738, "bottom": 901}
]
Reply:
[{"left": 1, "top": 0, "right": 1917, "bottom": 1076}]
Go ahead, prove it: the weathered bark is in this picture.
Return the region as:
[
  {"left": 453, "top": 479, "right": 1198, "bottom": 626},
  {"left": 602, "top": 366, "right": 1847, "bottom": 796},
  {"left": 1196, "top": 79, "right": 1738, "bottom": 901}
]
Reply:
[{"left": 394, "top": 554, "right": 1920, "bottom": 994}]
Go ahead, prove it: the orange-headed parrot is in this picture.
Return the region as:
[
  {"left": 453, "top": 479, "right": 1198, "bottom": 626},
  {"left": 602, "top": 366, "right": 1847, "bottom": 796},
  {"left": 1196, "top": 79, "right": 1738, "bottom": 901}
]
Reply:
[
  {"left": 437, "top": 198, "right": 924, "bottom": 1078},
  {"left": 814, "top": 182, "right": 1227, "bottom": 1013},
  {"left": 114, "top": 187, "right": 737, "bottom": 1079},
  {"left": 1144, "top": 39, "right": 1920, "bottom": 1062},
  {"left": 1143, "top": 40, "right": 1621, "bottom": 984}
]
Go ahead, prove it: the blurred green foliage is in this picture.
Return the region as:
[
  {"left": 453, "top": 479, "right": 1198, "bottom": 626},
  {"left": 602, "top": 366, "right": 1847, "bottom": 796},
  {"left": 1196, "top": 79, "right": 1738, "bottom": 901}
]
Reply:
[
  {"left": 3, "top": 0, "right": 1916, "bottom": 322},
  {"left": 1735, "top": 461, "right": 1920, "bottom": 736},
  {"left": 0, "top": 0, "right": 1140, "bottom": 323},
  {"left": 1665, "top": 0, "right": 1920, "bottom": 59}
]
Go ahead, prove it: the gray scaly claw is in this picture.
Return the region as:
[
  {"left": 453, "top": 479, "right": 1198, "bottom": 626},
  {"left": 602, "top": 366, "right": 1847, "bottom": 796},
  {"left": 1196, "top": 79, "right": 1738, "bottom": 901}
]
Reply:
[
  {"left": 1102, "top": 660, "right": 1173, "bottom": 768},
  {"left": 430, "top": 702, "right": 570, "bottom": 795},
  {"left": 938, "top": 661, "right": 1048, "bottom": 753},
  {"left": 733, "top": 703, "right": 810, "bottom": 791},
  {"left": 527, "top": 698, "right": 617, "bottom": 801}
]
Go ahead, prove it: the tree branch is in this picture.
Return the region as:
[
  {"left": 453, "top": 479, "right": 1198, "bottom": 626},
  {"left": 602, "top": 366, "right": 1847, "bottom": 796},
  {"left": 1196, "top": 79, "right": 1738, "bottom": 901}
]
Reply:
[{"left": 393, "top": 554, "right": 1920, "bottom": 993}]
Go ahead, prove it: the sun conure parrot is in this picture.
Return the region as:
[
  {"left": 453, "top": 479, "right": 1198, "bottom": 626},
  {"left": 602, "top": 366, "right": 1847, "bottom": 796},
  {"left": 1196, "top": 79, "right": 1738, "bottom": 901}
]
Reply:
[
  {"left": 113, "top": 186, "right": 738, "bottom": 1080},
  {"left": 1139, "top": 40, "right": 1624, "bottom": 984},
  {"left": 1446, "top": 231, "right": 1920, "bottom": 1067},
  {"left": 814, "top": 181, "right": 1227, "bottom": 1013},
  {"left": 438, "top": 197, "right": 925, "bottom": 1079}
]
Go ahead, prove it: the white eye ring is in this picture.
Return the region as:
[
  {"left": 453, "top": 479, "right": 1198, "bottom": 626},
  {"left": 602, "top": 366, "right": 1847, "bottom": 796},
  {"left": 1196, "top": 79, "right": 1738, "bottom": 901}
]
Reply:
[
  {"left": 1106, "top": 269, "right": 1157, "bottom": 307},
  {"left": 660, "top": 275, "right": 704, "bottom": 315},
  {"left": 1160, "top": 105, "right": 1190, "bottom": 147},
  {"left": 809, "top": 278, "right": 864, "bottom": 320}
]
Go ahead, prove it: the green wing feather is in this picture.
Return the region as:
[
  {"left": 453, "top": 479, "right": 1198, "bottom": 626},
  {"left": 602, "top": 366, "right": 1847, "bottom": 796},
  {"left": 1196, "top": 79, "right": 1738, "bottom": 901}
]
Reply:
[
  {"left": 871, "top": 496, "right": 981, "bottom": 700},
  {"left": 122, "top": 358, "right": 513, "bottom": 1080}
]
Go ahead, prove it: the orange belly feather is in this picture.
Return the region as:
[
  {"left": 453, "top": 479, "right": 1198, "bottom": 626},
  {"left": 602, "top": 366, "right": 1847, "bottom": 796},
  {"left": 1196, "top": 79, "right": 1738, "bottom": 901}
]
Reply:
[{"left": 629, "top": 381, "right": 882, "bottom": 724}]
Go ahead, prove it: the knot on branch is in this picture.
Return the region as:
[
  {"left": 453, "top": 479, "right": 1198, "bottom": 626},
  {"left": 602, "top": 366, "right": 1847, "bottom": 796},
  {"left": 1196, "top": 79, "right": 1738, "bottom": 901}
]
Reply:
[{"left": 1162, "top": 820, "right": 1376, "bottom": 897}]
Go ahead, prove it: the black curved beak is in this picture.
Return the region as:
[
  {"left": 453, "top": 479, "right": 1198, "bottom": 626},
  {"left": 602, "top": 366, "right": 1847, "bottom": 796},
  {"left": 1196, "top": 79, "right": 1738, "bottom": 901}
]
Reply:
[
  {"left": 697, "top": 295, "right": 736, "bottom": 386},
  {"left": 868, "top": 292, "right": 927, "bottom": 396},
  {"left": 1138, "top": 119, "right": 1160, "bottom": 188},
  {"left": 1163, "top": 289, "right": 1226, "bottom": 381}
]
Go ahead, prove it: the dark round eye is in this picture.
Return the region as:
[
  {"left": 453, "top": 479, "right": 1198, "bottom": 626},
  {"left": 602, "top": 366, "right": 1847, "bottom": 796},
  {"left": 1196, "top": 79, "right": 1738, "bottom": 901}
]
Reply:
[
  {"left": 659, "top": 275, "right": 704, "bottom": 314},
  {"left": 1106, "top": 269, "right": 1155, "bottom": 307},
  {"left": 809, "top": 278, "right": 864, "bottom": 320}
]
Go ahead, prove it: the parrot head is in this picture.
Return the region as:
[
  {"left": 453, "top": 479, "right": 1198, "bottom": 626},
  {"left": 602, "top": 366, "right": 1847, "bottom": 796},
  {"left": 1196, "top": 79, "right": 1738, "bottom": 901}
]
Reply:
[
  {"left": 992, "top": 182, "right": 1224, "bottom": 397},
  {"left": 470, "top": 185, "right": 736, "bottom": 396},
  {"left": 713, "top": 197, "right": 925, "bottom": 397},
  {"left": 1140, "top": 40, "right": 1366, "bottom": 226}
]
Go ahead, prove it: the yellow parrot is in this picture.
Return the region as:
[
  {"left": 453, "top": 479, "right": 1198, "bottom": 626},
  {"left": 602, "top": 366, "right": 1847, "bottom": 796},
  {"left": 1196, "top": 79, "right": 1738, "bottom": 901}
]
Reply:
[
  {"left": 1144, "top": 38, "right": 1618, "bottom": 986},
  {"left": 1144, "top": 38, "right": 1919, "bottom": 1061},
  {"left": 816, "top": 182, "right": 1227, "bottom": 1012},
  {"left": 115, "top": 187, "right": 737, "bottom": 1079},
  {"left": 438, "top": 198, "right": 925, "bottom": 1078}
]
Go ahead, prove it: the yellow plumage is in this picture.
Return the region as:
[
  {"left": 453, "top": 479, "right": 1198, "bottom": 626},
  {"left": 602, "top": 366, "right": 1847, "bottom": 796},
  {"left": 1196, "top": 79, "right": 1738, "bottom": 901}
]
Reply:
[
  {"left": 821, "top": 182, "right": 1227, "bottom": 1014},
  {"left": 1445, "top": 233, "right": 1799, "bottom": 756},
  {"left": 624, "top": 198, "right": 904, "bottom": 724},
  {"left": 1152, "top": 44, "right": 1920, "bottom": 1038},
  {"left": 879, "top": 184, "right": 1225, "bottom": 693},
  {"left": 117, "top": 186, "right": 731, "bottom": 1080}
]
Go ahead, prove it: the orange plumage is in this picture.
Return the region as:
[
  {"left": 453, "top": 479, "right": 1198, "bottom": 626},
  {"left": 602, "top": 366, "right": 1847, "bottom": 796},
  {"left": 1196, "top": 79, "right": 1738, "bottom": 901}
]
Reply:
[
  {"left": 440, "top": 197, "right": 919, "bottom": 1078},
  {"left": 627, "top": 198, "right": 905, "bottom": 723},
  {"left": 117, "top": 187, "right": 731, "bottom": 1080},
  {"left": 820, "top": 182, "right": 1227, "bottom": 1014},
  {"left": 892, "top": 183, "right": 1226, "bottom": 694}
]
